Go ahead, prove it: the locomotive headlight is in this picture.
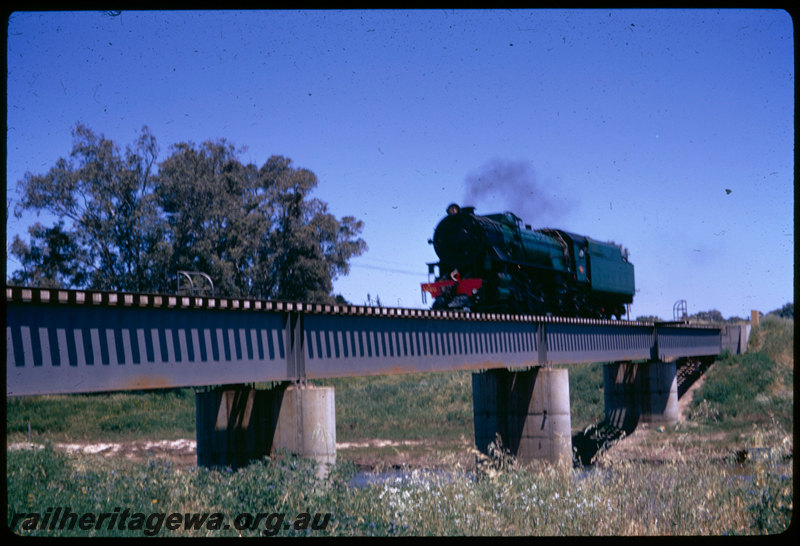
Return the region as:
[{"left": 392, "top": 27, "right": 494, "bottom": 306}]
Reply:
[{"left": 446, "top": 203, "right": 461, "bottom": 215}]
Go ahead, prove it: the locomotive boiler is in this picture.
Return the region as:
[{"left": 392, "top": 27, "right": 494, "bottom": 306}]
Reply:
[{"left": 421, "top": 204, "right": 634, "bottom": 319}]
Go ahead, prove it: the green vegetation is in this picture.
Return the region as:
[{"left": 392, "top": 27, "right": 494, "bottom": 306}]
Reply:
[
  {"left": 319, "top": 372, "right": 473, "bottom": 443},
  {"left": 7, "top": 389, "right": 195, "bottom": 443},
  {"left": 687, "top": 315, "right": 793, "bottom": 433},
  {"left": 6, "top": 317, "right": 793, "bottom": 535},
  {"left": 8, "top": 124, "right": 366, "bottom": 302},
  {"left": 556, "top": 361, "right": 606, "bottom": 428},
  {"left": 7, "top": 432, "right": 791, "bottom": 536}
]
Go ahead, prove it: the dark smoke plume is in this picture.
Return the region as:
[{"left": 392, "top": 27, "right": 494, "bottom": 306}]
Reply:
[{"left": 462, "top": 159, "right": 572, "bottom": 227}]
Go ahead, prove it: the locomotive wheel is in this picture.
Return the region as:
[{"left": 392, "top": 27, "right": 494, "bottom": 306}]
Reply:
[
  {"left": 432, "top": 294, "right": 472, "bottom": 311},
  {"left": 572, "top": 292, "right": 587, "bottom": 318},
  {"left": 554, "top": 276, "right": 577, "bottom": 317},
  {"left": 530, "top": 282, "right": 548, "bottom": 315},
  {"left": 511, "top": 276, "right": 546, "bottom": 316},
  {"left": 579, "top": 301, "right": 603, "bottom": 320}
]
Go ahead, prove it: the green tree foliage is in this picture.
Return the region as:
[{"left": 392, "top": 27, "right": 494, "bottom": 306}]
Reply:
[
  {"left": 689, "top": 309, "right": 761, "bottom": 324},
  {"left": 259, "top": 156, "right": 366, "bottom": 301},
  {"left": 12, "top": 124, "right": 170, "bottom": 291},
  {"left": 10, "top": 124, "right": 366, "bottom": 302},
  {"left": 768, "top": 302, "right": 793, "bottom": 319},
  {"left": 156, "top": 140, "right": 266, "bottom": 298},
  {"left": 8, "top": 222, "right": 89, "bottom": 288},
  {"left": 689, "top": 309, "right": 725, "bottom": 324}
]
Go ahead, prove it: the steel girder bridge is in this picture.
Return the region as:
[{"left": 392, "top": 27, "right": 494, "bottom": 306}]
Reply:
[{"left": 6, "top": 286, "right": 746, "bottom": 397}]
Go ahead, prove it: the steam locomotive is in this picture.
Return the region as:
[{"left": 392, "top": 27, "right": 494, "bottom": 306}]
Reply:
[{"left": 421, "top": 204, "right": 634, "bottom": 319}]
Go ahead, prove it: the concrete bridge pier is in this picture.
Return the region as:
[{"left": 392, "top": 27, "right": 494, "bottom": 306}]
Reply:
[
  {"left": 472, "top": 367, "right": 572, "bottom": 464},
  {"left": 195, "top": 383, "right": 336, "bottom": 475},
  {"left": 603, "top": 360, "right": 678, "bottom": 433}
]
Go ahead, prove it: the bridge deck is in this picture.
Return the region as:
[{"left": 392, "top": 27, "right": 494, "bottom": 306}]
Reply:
[{"left": 6, "top": 287, "right": 739, "bottom": 396}]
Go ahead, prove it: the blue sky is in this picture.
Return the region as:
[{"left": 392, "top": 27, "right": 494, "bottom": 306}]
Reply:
[{"left": 6, "top": 9, "right": 794, "bottom": 319}]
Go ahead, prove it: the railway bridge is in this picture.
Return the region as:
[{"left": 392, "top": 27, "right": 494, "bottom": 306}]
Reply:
[{"left": 5, "top": 286, "right": 749, "bottom": 468}]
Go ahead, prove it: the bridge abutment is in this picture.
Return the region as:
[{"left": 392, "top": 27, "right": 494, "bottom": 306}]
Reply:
[
  {"left": 472, "top": 367, "right": 572, "bottom": 464},
  {"left": 195, "top": 383, "right": 336, "bottom": 474},
  {"left": 603, "top": 360, "right": 678, "bottom": 433}
]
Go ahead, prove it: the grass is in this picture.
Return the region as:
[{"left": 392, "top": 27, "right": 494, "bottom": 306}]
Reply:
[
  {"left": 317, "top": 371, "right": 474, "bottom": 443},
  {"left": 557, "top": 361, "right": 606, "bottom": 429},
  {"left": 7, "top": 430, "right": 792, "bottom": 536},
  {"left": 6, "top": 366, "right": 601, "bottom": 446},
  {"left": 6, "top": 317, "right": 794, "bottom": 535},
  {"left": 686, "top": 316, "right": 793, "bottom": 434},
  {"left": 6, "top": 388, "right": 196, "bottom": 443}
]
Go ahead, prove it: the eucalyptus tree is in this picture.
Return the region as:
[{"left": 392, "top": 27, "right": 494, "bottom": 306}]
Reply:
[
  {"left": 258, "top": 155, "right": 366, "bottom": 302},
  {"left": 8, "top": 221, "right": 89, "bottom": 288},
  {"left": 158, "top": 150, "right": 366, "bottom": 302},
  {"left": 11, "top": 124, "right": 171, "bottom": 291},
  {"left": 11, "top": 124, "right": 367, "bottom": 302},
  {"left": 155, "top": 140, "right": 268, "bottom": 298}
]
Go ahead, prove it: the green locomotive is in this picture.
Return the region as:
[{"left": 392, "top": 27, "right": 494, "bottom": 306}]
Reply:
[{"left": 421, "top": 204, "right": 634, "bottom": 319}]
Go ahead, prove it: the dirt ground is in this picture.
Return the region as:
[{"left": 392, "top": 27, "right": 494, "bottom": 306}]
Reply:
[
  {"left": 8, "top": 436, "right": 478, "bottom": 471},
  {"left": 8, "top": 438, "right": 200, "bottom": 468}
]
